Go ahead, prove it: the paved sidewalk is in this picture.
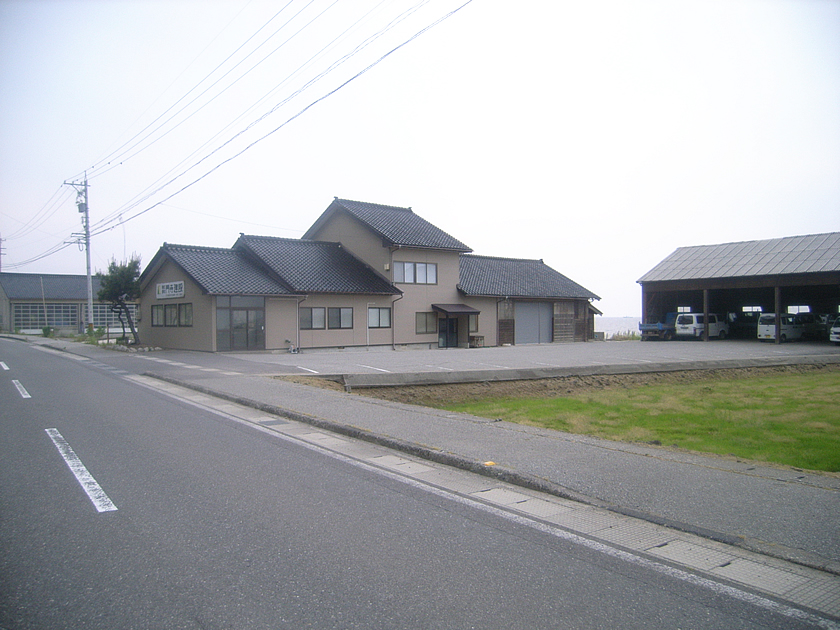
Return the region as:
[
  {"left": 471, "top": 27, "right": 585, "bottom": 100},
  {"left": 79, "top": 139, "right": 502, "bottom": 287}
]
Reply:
[{"left": 149, "top": 366, "right": 840, "bottom": 577}]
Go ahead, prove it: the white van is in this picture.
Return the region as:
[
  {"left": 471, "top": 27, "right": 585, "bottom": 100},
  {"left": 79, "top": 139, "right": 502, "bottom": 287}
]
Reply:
[
  {"left": 674, "top": 313, "right": 729, "bottom": 339},
  {"left": 830, "top": 315, "right": 840, "bottom": 346},
  {"left": 757, "top": 313, "right": 804, "bottom": 342}
]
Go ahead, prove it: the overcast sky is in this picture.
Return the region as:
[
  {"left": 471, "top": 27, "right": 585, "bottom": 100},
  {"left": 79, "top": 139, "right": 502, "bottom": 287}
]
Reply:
[{"left": 1, "top": 0, "right": 838, "bottom": 317}]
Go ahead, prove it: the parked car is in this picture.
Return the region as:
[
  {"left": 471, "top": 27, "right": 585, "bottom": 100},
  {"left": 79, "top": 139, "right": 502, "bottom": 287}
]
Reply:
[
  {"left": 728, "top": 311, "right": 761, "bottom": 339},
  {"left": 794, "top": 312, "right": 822, "bottom": 339},
  {"left": 674, "top": 313, "right": 729, "bottom": 339},
  {"left": 815, "top": 314, "right": 834, "bottom": 340},
  {"left": 639, "top": 312, "right": 677, "bottom": 341},
  {"left": 830, "top": 315, "right": 840, "bottom": 346},
  {"left": 757, "top": 313, "right": 804, "bottom": 342}
]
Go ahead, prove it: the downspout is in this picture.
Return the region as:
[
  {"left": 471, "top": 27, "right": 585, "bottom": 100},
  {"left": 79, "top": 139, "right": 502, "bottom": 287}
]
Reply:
[
  {"left": 388, "top": 244, "right": 402, "bottom": 350},
  {"left": 391, "top": 292, "right": 404, "bottom": 350},
  {"left": 295, "top": 295, "right": 307, "bottom": 353}
]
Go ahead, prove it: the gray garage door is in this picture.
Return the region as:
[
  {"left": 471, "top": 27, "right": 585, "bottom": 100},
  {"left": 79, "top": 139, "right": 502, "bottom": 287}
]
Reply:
[{"left": 515, "top": 302, "right": 552, "bottom": 344}]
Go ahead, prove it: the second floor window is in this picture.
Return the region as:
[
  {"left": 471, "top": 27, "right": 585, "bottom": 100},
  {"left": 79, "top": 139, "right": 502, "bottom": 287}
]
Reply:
[{"left": 394, "top": 262, "right": 437, "bottom": 284}]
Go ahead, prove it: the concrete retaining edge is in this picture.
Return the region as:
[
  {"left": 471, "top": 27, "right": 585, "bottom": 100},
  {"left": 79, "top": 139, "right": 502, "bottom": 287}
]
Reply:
[{"left": 338, "top": 354, "right": 840, "bottom": 389}]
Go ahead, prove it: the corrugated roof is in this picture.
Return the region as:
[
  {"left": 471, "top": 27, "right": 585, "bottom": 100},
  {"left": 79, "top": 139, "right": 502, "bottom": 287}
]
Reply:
[
  {"left": 304, "top": 198, "right": 472, "bottom": 252},
  {"left": 235, "top": 235, "right": 400, "bottom": 295},
  {"left": 161, "top": 244, "right": 292, "bottom": 295},
  {"left": 638, "top": 232, "right": 840, "bottom": 283},
  {"left": 0, "top": 272, "right": 101, "bottom": 300},
  {"left": 459, "top": 255, "right": 599, "bottom": 300}
]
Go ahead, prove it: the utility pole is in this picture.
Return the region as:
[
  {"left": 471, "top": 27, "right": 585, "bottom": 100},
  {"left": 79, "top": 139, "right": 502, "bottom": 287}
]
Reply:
[{"left": 64, "top": 175, "right": 94, "bottom": 333}]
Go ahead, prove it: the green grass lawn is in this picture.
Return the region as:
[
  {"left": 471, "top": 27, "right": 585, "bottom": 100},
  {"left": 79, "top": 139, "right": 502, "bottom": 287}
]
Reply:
[{"left": 441, "top": 371, "right": 840, "bottom": 472}]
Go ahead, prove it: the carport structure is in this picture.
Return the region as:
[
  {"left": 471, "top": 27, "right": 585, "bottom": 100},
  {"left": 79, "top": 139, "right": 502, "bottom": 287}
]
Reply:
[{"left": 637, "top": 232, "right": 840, "bottom": 342}]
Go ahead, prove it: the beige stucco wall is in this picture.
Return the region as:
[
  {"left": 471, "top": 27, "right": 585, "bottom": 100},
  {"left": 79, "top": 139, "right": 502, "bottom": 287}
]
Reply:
[
  {"left": 139, "top": 260, "right": 215, "bottom": 351},
  {"left": 390, "top": 250, "right": 501, "bottom": 347},
  {"left": 307, "top": 211, "right": 391, "bottom": 277},
  {"left": 265, "top": 297, "right": 300, "bottom": 351},
  {"left": 296, "top": 294, "right": 397, "bottom": 349}
]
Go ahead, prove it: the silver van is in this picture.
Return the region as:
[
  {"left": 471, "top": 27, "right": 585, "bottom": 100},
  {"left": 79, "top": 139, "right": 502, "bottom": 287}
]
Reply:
[
  {"left": 674, "top": 313, "right": 729, "bottom": 339},
  {"left": 757, "top": 313, "right": 803, "bottom": 342}
]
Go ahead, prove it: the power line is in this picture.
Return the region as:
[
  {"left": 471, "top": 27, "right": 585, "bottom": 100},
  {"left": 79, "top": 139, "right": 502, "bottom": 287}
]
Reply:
[
  {"left": 91, "top": 0, "right": 474, "bottom": 237},
  {"left": 91, "top": 0, "right": 436, "bottom": 234},
  {"left": 70, "top": 1, "right": 298, "bottom": 183},
  {"left": 2, "top": 187, "right": 73, "bottom": 241}
]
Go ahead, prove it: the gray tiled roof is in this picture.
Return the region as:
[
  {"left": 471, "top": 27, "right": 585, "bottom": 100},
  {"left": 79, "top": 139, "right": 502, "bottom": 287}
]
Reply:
[
  {"left": 459, "top": 255, "right": 599, "bottom": 300},
  {"left": 0, "top": 272, "right": 102, "bottom": 300},
  {"left": 161, "top": 244, "right": 292, "bottom": 295},
  {"left": 235, "top": 235, "right": 400, "bottom": 295},
  {"left": 638, "top": 232, "right": 840, "bottom": 283},
  {"left": 305, "top": 198, "right": 472, "bottom": 252}
]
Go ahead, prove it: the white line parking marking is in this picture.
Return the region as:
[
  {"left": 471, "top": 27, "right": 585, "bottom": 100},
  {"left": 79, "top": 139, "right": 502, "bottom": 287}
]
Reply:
[
  {"left": 12, "top": 380, "right": 31, "bottom": 398},
  {"left": 1, "top": 361, "right": 9, "bottom": 370},
  {"left": 357, "top": 364, "right": 392, "bottom": 373},
  {"left": 296, "top": 366, "right": 319, "bottom": 374},
  {"left": 45, "top": 428, "right": 117, "bottom": 513}
]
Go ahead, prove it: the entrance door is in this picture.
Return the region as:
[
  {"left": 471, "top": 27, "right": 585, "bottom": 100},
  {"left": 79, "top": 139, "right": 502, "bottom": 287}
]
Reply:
[
  {"left": 247, "top": 309, "right": 265, "bottom": 349},
  {"left": 216, "top": 296, "right": 266, "bottom": 351},
  {"left": 230, "top": 308, "right": 265, "bottom": 350},
  {"left": 438, "top": 317, "right": 458, "bottom": 348}
]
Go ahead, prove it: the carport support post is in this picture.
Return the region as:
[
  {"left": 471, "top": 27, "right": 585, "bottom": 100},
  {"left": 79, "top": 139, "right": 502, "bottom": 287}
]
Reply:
[
  {"left": 703, "top": 289, "right": 709, "bottom": 341},
  {"left": 774, "top": 286, "right": 782, "bottom": 344}
]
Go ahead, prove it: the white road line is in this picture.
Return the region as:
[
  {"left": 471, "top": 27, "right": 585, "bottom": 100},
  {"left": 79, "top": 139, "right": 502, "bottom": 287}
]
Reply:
[
  {"left": 45, "top": 428, "right": 117, "bottom": 513},
  {"left": 0, "top": 361, "right": 9, "bottom": 370},
  {"left": 12, "top": 380, "right": 31, "bottom": 398},
  {"left": 357, "top": 364, "right": 392, "bottom": 373},
  {"left": 296, "top": 366, "right": 319, "bottom": 374}
]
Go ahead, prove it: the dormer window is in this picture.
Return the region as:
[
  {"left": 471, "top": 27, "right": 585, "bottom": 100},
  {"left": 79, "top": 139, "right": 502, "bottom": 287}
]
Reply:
[{"left": 394, "top": 262, "right": 437, "bottom": 285}]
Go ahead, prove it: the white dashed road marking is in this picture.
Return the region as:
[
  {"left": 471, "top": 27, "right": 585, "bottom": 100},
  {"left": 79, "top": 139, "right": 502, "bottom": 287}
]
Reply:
[
  {"left": 45, "top": 428, "right": 117, "bottom": 513},
  {"left": 12, "top": 380, "right": 31, "bottom": 398}
]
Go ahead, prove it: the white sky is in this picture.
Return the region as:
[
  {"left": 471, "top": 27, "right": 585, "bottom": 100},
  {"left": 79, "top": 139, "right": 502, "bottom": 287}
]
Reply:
[{"left": 1, "top": 0, "right": 838, "bottom": 317}]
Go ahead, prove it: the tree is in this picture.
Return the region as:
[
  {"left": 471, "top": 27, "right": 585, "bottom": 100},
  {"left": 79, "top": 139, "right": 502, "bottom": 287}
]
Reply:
[{"left": 97, "top": 256, "right": 141, "bottom": 345}]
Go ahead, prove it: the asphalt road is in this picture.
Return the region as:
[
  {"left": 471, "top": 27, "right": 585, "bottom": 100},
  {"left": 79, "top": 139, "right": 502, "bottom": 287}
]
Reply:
[{"left": 0, "top": 338, "right": 835, "bottom": 629}]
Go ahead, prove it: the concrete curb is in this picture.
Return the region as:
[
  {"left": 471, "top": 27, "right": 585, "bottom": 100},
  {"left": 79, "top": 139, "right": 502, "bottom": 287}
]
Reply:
[{"left": 143, "top": 370, "right": 840, "bottom": 576}]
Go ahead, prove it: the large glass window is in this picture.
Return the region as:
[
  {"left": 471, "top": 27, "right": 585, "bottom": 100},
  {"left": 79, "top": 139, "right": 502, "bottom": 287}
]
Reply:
[
  {"left": 165, "top": 304, "right": 178, "bottom": 326},
  {"left": 368, "top": 307, "right": 391, "bottom": 328},
  {"left": 216, "top": 307, "right": 230, "bottom": 351},
  {"left": 153, "top": 303, "right": 190, "bottom": 327},
  {"left": 394, "top": 262, "right": 437, "bottom": 285},
  {"left": 415, "top": 311, "right": 437, "bottom": 334},
  {"left": 92, "top": 303, "right": 138, "bottom": 328},
  {"left": 328, "top": 307, "right": 353, "bottom": 329},
  {"left": 178, "top": 303, "right": 193, "bottom": 327},
  {"left": 13, "top": 303, "right": 79, "bottom": 329},
  {"left": 300, "top": 307, "right": 326, "bottom": 330},
  {"left": 216, "top": 296, "right": 265, "bottom": 351}
]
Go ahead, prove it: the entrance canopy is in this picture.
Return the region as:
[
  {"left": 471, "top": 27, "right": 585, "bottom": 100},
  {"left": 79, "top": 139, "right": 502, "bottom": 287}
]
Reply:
[{"left": 432, "top": 303, "right": 480, "bottom": 315}]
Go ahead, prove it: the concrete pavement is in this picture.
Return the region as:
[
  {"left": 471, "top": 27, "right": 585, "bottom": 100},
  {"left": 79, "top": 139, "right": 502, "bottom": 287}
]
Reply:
[{"left": 8, "top": 334, "right": 840, "bottom": 577}]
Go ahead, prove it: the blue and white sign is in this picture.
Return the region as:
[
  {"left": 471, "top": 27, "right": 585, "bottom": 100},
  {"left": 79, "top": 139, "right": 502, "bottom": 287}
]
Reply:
[{"left": 156, "top": 281, "right": 184, "bottom": 299}]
